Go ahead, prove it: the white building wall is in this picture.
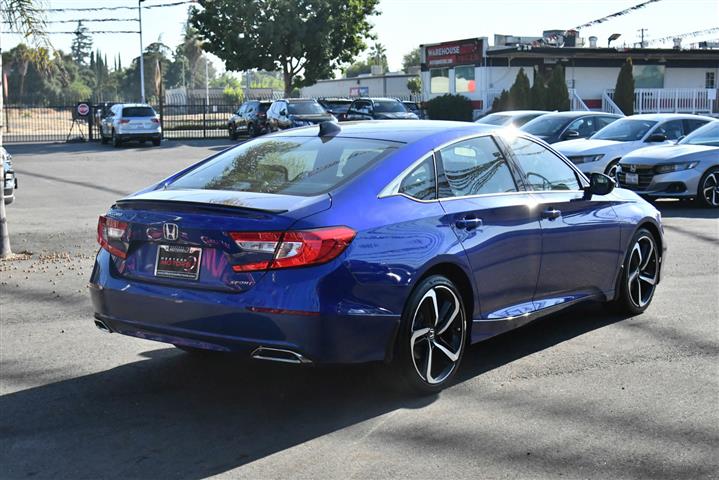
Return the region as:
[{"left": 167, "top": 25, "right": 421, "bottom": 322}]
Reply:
[
  {"left": 300, "top": 75, "right": 415, "bottom": 98},
  {"left": 570, "top": 67, "right": 620, "bottom": 100},
  {"left": 665, "top": 68, "right": 715, "bottom": 88}
]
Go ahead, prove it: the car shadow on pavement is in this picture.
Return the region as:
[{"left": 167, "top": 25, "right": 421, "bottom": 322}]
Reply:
[
  {"left": 654, "top": 200, "right": 719, "bottom": 219},
  {"left": 0, "top": 303, "right": 638, "bottom": 479},
  {"left": 6, "top": 139, "right": 236, "bottom": 157}
]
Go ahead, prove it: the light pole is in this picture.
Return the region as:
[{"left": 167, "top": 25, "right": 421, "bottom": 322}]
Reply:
[
  {"left": 205, "top": 55, "right": 209, "bottom": 108},
  {"left": 138, "top": 0, "right": 146, "bottom": 103}
]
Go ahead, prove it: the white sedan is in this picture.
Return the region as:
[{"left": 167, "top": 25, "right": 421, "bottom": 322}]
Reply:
[{"left": 553, "top": 114, "right": 714, "bottom": 178}]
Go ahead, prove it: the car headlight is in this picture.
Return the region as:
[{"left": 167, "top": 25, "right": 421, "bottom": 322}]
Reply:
[
  {"left": 569, "top": 154, "right": 604, "bottom": 164},
  {"left": 654, "top": 162, "right": 699, "bottom": 174}
]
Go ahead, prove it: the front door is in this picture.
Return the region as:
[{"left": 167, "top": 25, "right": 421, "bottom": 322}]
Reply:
[
  {"left": 504, "top": 136, "right": 621, "bottom": 307},
  {"left": 436, "top": 135, "right": 542, "bottom": 320}
]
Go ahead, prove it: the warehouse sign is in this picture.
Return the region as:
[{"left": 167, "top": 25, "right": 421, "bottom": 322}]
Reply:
[{"left": 424, "top": 38, "right": 483, "bottom": 68}]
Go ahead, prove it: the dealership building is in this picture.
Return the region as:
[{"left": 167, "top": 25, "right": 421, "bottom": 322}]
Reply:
[{"left": 419, "top": 36, "right": 719, "bottom": 116}]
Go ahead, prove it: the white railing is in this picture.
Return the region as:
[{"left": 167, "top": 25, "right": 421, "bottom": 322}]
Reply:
[
  {"left": 605, "top": 88, "right": 717, "bottom": 115},
  {"left": 569, "top": 89, "right": 590, "bottom": 111},
  {"left": 602, "top": 92, "right": 625, "bottom": 116}
]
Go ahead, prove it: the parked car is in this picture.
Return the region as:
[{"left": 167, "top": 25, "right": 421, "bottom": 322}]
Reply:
[
  {"left": 318, "top": 98, "right": 353, "bottom": 121},
  {"left": 345, "top": 97, "right": 418, "bottom": 120},
  {"left": 617, "top": 120, "right": 719, "bottom": 207},
  {"left": 402, "top": 101, "right": 426, "bottom": 120},
  {"left": 521, "top": 111, "right": 622, "bottom": 144},
  {"left": 475, "top": 110, "right": 548, "bottom": 128},
  {"left": 266, "top": 99, "right": 335, "bottom": 131},
  {"left": 554, "top": 114, "right": 714, "bottom": 179},
  {"left": 91, "top": 120, "right": 664, "bottom": 393},
  {"left": 1, "top": 147, "right": 17, "bottom": 205},
  {"left": 100, "top": 103, "right": 162, "bottom": 147},
  {"left": 228, "top": 100, "right": 272, "bottom": 139}
]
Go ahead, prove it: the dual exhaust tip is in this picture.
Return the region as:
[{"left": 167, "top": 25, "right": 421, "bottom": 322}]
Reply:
[{"left": 94, "top": 318, "right": 310, "bottom": 364}]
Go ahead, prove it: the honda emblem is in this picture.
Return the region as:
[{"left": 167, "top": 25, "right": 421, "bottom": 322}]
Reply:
[
  {"left": 630, "top": 165, "right": 637, "bottom": 173},
  {"left": 163, "top": 223, "right": 179, "bottom": 241}
]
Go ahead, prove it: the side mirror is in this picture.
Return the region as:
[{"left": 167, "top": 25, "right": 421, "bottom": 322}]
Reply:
[
  {"left": 563, "top": 129, "right": 580, "bottom": 139},
  {"left": 585, "top": 172, "right": 615, "bottom": 197},
  {"left": 646, "top": 133, "right": 668, "bottom": 143}
]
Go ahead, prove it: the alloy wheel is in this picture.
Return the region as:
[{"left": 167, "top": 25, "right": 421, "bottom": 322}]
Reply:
[
  {"left": 702, "top": 172, "right": 718, "bottom": 207},
  {"left": 409, "top": 285, "right": 465, "bottom": 385},
  {"left": 627, "top": 234, "right": 658, "bottom": 308},
  {"left": 607, "top": 162, "right": 619, "bottom": 181}
]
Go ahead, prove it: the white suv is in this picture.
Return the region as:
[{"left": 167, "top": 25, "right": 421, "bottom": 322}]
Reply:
[
  {"left": 553, "top": 114, "right": 714, "bottom": 178},
  {"left": 100, "top": 103, "right": 162, "bottom": 147}
]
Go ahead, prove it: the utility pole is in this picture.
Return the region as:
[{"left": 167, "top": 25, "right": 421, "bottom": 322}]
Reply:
[
  {"left": 138, "top": 0, "right": 146, "bottom": 103},
  {"left": 638, "top": 28, "right": 648, "bottom": 48},
  {"left": 204, "top": 55, "right": 209, "bottom": 109}
]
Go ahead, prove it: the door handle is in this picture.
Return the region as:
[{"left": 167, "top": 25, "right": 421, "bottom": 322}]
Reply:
[
  {"left": 542, "top": 208, "right": 562, "bottom": 220},
  {"left": 455, "top": 216, "right": 483, "bottom": 230}
]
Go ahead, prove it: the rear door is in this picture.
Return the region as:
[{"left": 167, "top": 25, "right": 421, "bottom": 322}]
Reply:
[
  {"left": 436, "top": 135, "right": 542, "bottom": 319},
  {"left": 503, "top": 136, "right": 621, "bottom": 305},
  {"left": 121, "top": 106, "right": 157, "bottom": 132}
]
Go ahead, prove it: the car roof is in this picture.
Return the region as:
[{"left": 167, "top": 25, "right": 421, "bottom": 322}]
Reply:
[
  {"left": 487, "top": 110, "right": 547, "bottom": 116},
  {"left": 276, "top": 98, "right": 319, "bottom": 102},
  {"left": 273, "top": 119, "right": 498, "bottom": 144},
  {"left": 537, "top": 111, "right": 621, "bottom": 119},
  {"left": 117, "top": 103, "right": 153, "bottom": 108},
  {"left": 623, "top": 113, "right": 716, "bottom": 121},
  {"left": 355, "top": 97, "right": 402, "bottom": 102}
]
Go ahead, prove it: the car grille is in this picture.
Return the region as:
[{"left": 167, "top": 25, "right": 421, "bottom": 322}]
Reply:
[{"left": 617, "top": 166, "right": 654, "bottom": 191}]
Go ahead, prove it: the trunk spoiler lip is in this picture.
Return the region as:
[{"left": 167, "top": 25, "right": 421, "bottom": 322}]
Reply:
[{"left": 114, "top": 198, "right": 289, "bottom": 214}]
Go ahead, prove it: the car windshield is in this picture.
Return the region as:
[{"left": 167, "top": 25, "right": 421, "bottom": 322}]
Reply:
[
  {"left": 122, "top": 107, "right": 155, "bottom": 117},
  {"left": 522, "top": 116, "right": 570, "bottom": 136},
  {"left": 167, "top": 137, "right": 400, "bottom": 196},
  {"left": 592, "top": 119, "right": 657, "bottom": 142},
  {"left": 476, "top": 113, "right": 510, "bottom": 126},
  {"left": 373, "top": 100, "right": 407, "bottom": 113},
  {"left": 287, "top": 102, "right": 326, "bottom": 115},
  {"left": 259, "top": 103, "right": 271, "bottom": 112},
  {"left": 679, "top": 122, "right": 719, "bottom": 147},
  {"left": 324, "top": 102, "right": 352, "bottom": 113}
]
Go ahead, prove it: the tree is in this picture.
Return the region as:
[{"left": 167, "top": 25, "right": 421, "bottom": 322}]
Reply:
[
  {"left": 491, "top": 90, "right": 509, "bottom": 112},
  {"left": 70, "top": 21, "right": 93, "bottom": 66},
  {"left": 508, "top": 67, "right": 531, "bottom": 110},
  {"left": 546, "top": 65, "right": 570, "bottom": 111},
  {"left": 406, "top": 77, "right": 421, "bottom": 95},
  {"left": 402, "top": 47, "right": 420, "bottom": 72},
  {"left": 614, "top": 58, "right": 635, "bottom": 116},
  {"left": 530, "top": 69, "right": 547, "bottom": 110},
  {"left": 191, "top": 0, "right": 380, "bottom": 96},
  {"left": 369, "top": 42, "right": 386, "bottom": 67}
]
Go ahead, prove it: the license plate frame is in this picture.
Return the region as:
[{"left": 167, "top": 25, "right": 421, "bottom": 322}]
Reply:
[
  {"left": 625, "top": 172, "right": 639, "bottom": 185},
  {"left": 155, "top": 244, "right": 202, "bottom": 280}
]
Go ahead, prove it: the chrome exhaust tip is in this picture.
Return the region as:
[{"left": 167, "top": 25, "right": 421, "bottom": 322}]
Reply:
[
  {"left": 94, "top": 319, "right": 112, "bottom": 333},
  {"left": 251, "top": 347, "right": 311, "bottom": 364}
]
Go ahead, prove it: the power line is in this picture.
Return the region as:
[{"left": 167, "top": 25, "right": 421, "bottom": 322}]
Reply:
[
  {"left": 4, "top": 30, "right": 141, "bottom": 34},
  {"left": 645, "top": 27, "right": 719, "bottom": 45},
  {"left": 575, "top": 0, "right": 663, "bottom": 30},
  {"left": 40, "top": 0, "right": 195, "bottom": 12},
  {"left": 3, "top": 18, "right": 139, "bottom": 24}
]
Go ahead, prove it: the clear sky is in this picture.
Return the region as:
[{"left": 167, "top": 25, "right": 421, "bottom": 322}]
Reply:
[{"left": 2, "top": 0, "right": 718, "bottom": 74}]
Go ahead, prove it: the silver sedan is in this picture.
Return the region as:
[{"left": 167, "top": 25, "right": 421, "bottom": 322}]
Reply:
[{"left": 617, "top": 121, "right": 719, "bottom": 208}]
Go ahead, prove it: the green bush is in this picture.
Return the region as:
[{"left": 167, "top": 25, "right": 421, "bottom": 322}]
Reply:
[
  {"left": 426, "top": 94, "right": 474, "bottom": 121},
  {"left": 614, "top": 58, "right": 635, "bottom": 116},
  {"left": 223, "top": 85, "right": 243, "bottom": 104},
  {"left": 530, "top": 70, "right": 548, "bottom": 110}
]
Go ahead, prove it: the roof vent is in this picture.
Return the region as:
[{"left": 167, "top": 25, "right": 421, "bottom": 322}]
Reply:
[{"left": 318, "top": 121, "right": 341, "bottom": 138}]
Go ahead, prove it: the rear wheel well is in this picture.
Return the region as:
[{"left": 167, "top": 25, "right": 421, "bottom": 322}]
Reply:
[{"left": 418, "top": 263, "right": 475, "bottom": 325}]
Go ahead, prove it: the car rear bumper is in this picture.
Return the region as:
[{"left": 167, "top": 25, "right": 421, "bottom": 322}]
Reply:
[
  {"left": 116, "top": 132, "right": 161, "bottom": 141},
  {"left": 89, "top": 250, "right": 400, "bottom": 364}
]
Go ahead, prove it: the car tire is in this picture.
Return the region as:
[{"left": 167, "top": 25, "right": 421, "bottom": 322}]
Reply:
[
  {"left": 152, "top": 138, "right": 161, "bottom": 147},
  {"left": 248, "top": 123, "right": 256, "bottom": 138},
  {"left": 3, "top": 195, "right": 14, "bottom": 205},
  {"left": 112, "top": 130, "right": 121, "bottom": 148},
  {"left": 393, "top": 275, "right": 467, "bottom": 394},
  {"left": 229, "top": 125, "right": 238, "bottom": 140},
  {"left": 100, "top": 133, "right": 108, "bottom": 145},
  {"left": 695, "top": 166, "right": 719, "bottom": 208},
  {"left": 605, "top": 160, "right": 620, "bottom": 181},
  {"left": 609, "top": 228, "right": 660, "bottom": 315}
]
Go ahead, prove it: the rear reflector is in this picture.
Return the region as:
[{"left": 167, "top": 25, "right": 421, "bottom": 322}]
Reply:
[
  {"left": 230, "top": 226, "right": 355, "bottom": 272},
  {"left": 97, "top": 215, "right": 129, "bottom": 258},
  {"left": 151, "top": 118, "right": 160, "bottom": 124},
  {"left": 119, "top": 119, "right": 130, "bottom": 124}
]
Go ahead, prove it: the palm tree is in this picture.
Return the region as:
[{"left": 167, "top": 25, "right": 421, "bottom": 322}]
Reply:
[{"left": 370, "top": 42, "right": 387, "bottom": 66}]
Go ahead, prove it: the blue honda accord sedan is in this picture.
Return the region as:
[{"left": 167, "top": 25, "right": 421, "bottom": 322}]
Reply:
[{"left": 90, "top": 120, "right": 665, "bottom": 393}]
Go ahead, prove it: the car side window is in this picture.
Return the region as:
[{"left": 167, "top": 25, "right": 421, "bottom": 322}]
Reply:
[
  {"left": 683, "top": 119, "right": 708, "bottom": 134},
  {"left": 398, "top": 156, "right": 436, "bottom": 200},
  {"left": 655, "top": 120, "right": 685, "bottom": 140},
  {"left": 567, "top": 117, "right": 594, "bottom": 137},
  {"left": 437, "top": 136, "right": 517, "bottom": 198},
  {"left": 354, "top": 101, "right": 371, "bottom": 114},
  {"left": 508, "top": 137, "right": 580, "bottom": 191}
]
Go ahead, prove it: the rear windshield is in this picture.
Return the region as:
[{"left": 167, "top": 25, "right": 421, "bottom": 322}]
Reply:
[
  {"left": 374, "top": 100, "right": 406, "bottom": 113},
  {"left": 522, "top": 116, "right": 570, "bottom": 136},
  {"left": 679, "top": 121, "right": 719, "bottom": 147},
  {"left": 288, "top": 101, "right": 326, "bottom": 115},
  {"left": 592, "top": 119, "right": 657, "bottom": 142},
  {"left": 167, "top": 137, "right": 400, "bottom": 196},
  {"left": 122, "top": 107, "right": 155, "bottom": 117},
  {"left": 477, "top": 113, "right": 510, "bottom": 126},
  {"left": 323, "top": 101, "right": 352, "bottom": 113},
  {"left": 259, "top": 103, "right": 271, "bottom": 112}
]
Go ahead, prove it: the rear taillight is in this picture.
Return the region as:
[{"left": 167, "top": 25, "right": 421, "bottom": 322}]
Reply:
[
  {"left": 151, "top": 117, "right": 160, "bottom": 124},
  {"left": 97, "top": 215, "right": 129, "bottom": 258},
  {"left": 119, "top": 119, "right": 130, "bottom": 124},
  {"left": 230, "top": 226, "right": 355, "bottom": 272},
  {"left": 258, "top": 113, "right": 266, "bottom": 118}
]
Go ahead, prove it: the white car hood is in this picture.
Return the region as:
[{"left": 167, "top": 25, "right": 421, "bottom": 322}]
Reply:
[
  {"left": 553, "top": 138, "right": 638, "bottom": 156},
  {"left": 622, "top": 144, "right": 719, "bottom": 163}
]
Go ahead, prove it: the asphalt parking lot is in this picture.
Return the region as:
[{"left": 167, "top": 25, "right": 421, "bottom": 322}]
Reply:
[{"left": 1, "top": 140, "right": 717, "bottom": 480}]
